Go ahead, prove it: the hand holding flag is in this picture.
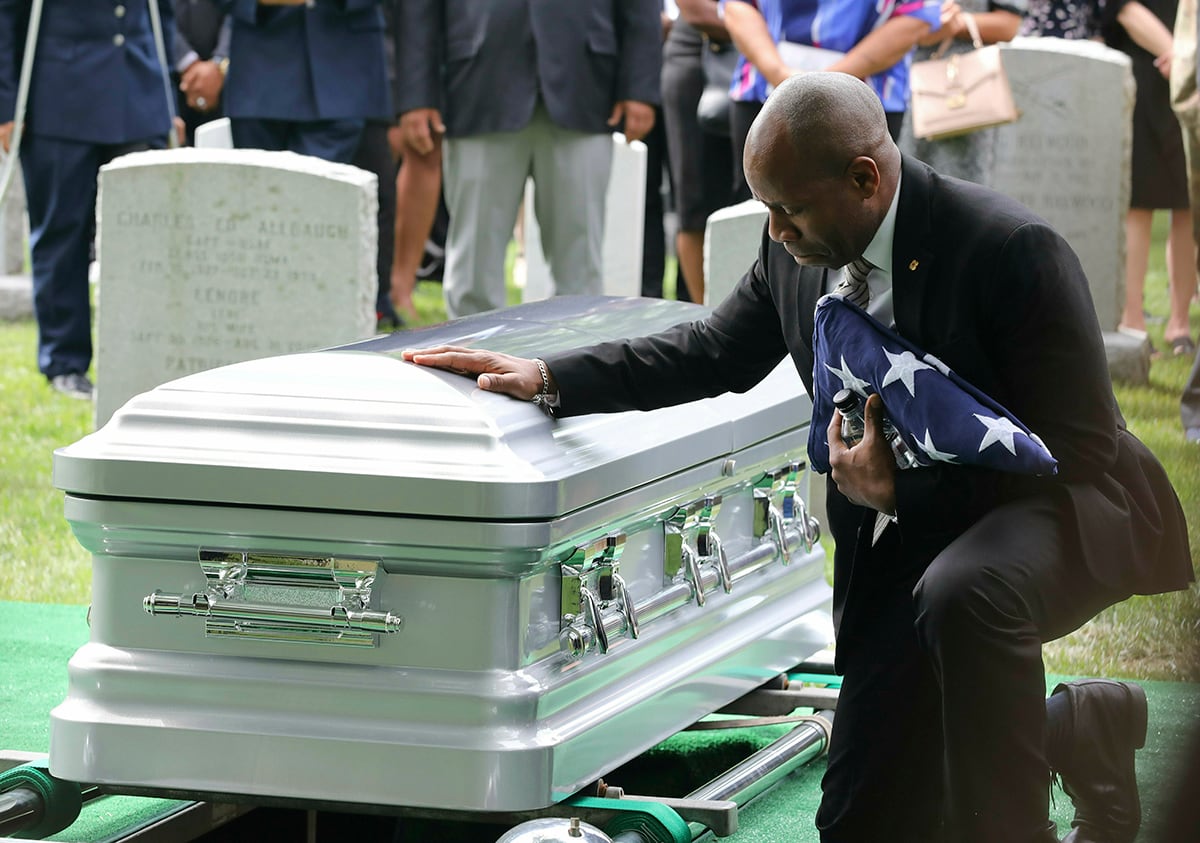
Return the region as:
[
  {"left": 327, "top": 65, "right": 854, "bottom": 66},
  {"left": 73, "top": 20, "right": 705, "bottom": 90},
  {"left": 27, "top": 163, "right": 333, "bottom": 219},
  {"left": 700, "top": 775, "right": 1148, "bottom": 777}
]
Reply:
[{"left": 808, "top": 295, "right": 1058, "bottom": 477}]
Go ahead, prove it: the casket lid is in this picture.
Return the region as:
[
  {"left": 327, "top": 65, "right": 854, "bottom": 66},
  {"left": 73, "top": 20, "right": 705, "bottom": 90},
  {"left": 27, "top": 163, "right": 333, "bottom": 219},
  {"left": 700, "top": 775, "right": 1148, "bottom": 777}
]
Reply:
[{"left": 54, "top": 297, "right": 811, "bottom": 520}]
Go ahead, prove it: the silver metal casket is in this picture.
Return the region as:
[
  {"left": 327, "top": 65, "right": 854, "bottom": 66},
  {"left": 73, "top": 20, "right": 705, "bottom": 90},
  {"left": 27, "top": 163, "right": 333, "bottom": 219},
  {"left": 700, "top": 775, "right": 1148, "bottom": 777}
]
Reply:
[{"left": 49, "top": 296, "right": 833, "bottom": 814}]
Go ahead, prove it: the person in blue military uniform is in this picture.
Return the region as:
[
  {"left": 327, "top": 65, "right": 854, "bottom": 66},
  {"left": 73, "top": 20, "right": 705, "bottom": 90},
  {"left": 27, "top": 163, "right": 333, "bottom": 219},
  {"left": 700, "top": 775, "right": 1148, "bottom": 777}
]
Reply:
[
  {"left": 215, "top": 0, "right": 390, "bottom": 164},
  {"left": 0, "top": 0, "right": 176, "bottom": 399}
]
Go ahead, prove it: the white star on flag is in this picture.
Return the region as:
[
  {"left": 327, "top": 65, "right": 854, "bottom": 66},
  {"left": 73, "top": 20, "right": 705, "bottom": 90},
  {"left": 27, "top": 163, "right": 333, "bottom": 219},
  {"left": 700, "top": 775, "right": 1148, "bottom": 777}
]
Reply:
[
  {"left": 824, "top": 355, "right": 872, "bottom": 396},
  {"left": 918, "top": 430, "right": 959, "bottom": 463},
  {"left": 881, "top": 349, "right": 934, "bottom": 397},
  {"left": 975, "top": 414, "right": 1023, "bottom": 456}
]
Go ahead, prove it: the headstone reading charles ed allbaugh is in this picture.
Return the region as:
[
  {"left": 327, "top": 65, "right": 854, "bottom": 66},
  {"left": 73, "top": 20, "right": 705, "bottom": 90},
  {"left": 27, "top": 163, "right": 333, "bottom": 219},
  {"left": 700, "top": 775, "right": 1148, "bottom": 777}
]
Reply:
[{"left": 93, "top": 147, "right": 377, "bottom": 427}]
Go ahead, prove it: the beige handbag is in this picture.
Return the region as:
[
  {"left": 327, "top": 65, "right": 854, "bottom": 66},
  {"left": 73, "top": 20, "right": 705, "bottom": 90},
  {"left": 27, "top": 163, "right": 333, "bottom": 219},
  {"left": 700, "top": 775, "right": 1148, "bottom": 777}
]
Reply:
[{"left": 909, "top": 14, "right": 1018, "bottom": 141}]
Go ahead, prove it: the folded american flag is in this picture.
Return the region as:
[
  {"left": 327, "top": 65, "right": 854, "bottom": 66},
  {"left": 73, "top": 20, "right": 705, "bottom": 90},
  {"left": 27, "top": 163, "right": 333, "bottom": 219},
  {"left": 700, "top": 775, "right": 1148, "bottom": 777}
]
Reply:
[{"left": 807, "top": 295, "right": 1057, "bottom": 476}]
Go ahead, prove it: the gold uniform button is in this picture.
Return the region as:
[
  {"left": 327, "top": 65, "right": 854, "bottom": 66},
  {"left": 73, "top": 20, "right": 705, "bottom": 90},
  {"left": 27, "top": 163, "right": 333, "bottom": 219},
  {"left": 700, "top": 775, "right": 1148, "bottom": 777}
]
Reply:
[
  {"left": 115, "top": 4, "right": 126, "bottom": 16},
  {"left": 113, "top": 33, "right": 125, "bottom": 46}
]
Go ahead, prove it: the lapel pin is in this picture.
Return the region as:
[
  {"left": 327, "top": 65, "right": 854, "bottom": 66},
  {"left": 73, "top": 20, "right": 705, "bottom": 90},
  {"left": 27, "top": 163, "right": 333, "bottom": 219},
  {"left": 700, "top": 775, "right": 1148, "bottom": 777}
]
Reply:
[{"left": 908, "top": 260, "right": 919, "bottom": 271}]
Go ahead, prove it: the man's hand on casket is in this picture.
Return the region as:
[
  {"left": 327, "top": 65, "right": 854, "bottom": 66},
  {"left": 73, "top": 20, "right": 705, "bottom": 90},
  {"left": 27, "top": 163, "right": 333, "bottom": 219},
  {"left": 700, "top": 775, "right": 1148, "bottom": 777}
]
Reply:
[
  {"left": 827, "top": 394, "right": 897, "bottom": 516},
  {"left": 402, "top": 346, "right": 556, "bottom": 401}
]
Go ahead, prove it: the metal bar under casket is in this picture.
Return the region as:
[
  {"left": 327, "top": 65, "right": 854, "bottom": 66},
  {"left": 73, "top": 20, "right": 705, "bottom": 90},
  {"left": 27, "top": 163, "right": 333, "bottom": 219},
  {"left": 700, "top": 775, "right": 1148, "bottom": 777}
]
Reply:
[{"left": 684, "top": 710, "right": 834, "bottom": 840}]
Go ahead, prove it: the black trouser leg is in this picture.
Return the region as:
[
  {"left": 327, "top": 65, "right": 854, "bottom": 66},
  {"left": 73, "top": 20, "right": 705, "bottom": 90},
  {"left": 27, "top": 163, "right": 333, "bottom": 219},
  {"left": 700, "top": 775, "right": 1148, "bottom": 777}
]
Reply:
[
  {"left": 819, "top": 496, "right": 1121, "bottom": 842},
  {"left": 914, "top": 497, "right": 1120, "bottom": 841}
]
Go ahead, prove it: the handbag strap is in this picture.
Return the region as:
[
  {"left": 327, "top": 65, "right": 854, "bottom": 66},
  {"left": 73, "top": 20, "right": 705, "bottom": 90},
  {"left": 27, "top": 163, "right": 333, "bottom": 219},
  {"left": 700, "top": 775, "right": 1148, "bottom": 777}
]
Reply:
[
  {"left": 962, "top": 12, "right": 984, "bottom": 49},
  {"left": 932, "top": 12, "right": 985, "bottom": 58}
]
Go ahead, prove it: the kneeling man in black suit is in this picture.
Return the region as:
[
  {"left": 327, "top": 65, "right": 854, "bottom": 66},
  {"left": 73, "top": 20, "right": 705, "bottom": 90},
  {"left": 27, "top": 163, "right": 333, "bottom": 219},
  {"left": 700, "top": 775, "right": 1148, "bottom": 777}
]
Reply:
[{"left": 404, "top": 73, "right": 1193, "bottom": 843}]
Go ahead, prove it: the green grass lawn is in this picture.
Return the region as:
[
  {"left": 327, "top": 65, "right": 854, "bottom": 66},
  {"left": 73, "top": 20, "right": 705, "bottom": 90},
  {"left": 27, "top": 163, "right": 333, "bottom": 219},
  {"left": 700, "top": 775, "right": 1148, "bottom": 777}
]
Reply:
[{"left": 1, "top": 219, "right": 1197, "bottom": 681}]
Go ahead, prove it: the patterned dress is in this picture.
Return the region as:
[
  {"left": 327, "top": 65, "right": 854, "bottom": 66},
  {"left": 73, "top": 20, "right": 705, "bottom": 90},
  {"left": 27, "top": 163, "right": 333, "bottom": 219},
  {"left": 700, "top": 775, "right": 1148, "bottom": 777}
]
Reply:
[
  {"left": 1020, "top": 0, "right": 1106, "bottom": 37},
  {"left": 723, "top": 0, "right": 943, "bottom": 111}
]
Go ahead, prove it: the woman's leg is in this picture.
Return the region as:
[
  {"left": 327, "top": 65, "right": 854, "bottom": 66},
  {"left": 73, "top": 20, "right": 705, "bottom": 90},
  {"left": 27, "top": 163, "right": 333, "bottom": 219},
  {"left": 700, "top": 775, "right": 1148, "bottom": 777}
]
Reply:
[
  {"left": 1119, "top": 208, "right": 1154, "bottom": 333},
  {"left": 1166, "top": 207, "right": 1197, "bottom": 348},
  {"left": 391, "top": 143, "right": 443, "bottom": 319}
]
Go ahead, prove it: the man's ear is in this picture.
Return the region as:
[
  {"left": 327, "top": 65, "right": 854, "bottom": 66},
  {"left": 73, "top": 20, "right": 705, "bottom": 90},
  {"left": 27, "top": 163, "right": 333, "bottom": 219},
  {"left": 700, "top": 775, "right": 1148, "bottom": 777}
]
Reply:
[{"left": 846, "top": 156, "right": 881, "bottom": 198}]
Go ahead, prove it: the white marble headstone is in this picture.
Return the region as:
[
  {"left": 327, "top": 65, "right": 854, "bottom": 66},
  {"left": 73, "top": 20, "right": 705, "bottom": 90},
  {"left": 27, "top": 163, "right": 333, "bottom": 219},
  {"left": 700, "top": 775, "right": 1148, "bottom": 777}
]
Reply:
[
  {"left": 522, "top": 135, "right": 647, "bottom": 301},
  {"left": 94, "top": 147, "right": 377, "bottom": 427},
  {"left": 703, "top": 198, "right": 767, "bottom": 307},
  {"left": 0, "top": 159, "right": 26, "bottom": 275},
  {"left": 194, "top": 117, "right": 234, "bottom": 150},
  {"left": 964, "top": 39, "right": 1133, "bottom": 331},
  {"left": 704, "top": 197, "right": 828, "bottom": 529}
]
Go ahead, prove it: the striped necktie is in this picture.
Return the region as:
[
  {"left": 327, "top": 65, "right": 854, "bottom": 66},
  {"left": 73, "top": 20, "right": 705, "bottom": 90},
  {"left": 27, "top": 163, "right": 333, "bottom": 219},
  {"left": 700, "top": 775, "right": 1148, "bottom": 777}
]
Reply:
[{"left": 836, "top": 258, "right": 873, "bottom": 308}]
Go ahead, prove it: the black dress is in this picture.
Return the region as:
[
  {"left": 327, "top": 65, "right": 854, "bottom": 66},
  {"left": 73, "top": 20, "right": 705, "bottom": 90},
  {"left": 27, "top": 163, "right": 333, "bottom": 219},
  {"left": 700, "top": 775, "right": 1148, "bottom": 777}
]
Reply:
[{"left": 1104, "top": 0, "right": 1191, "bottom": 209}]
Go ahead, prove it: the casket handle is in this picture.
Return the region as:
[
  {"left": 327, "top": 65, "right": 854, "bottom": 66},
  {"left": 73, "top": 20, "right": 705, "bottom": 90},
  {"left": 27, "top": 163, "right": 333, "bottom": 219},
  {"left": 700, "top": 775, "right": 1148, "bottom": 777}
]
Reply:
[
  {"left": 562, "top": 524, "right": 818, "bottom": 660},
  {"left": 142, "top": 550, "right": 403, "bottom": 648},
  {"left": 708, "top": 532, "right": 733, "bottom": 594},
  {"left": 612, "top": 573, "right": 640, "bottom": 640},
  {"left": 796, "top": 498, "right": 821, "bottom": 553},
  {"left": 768, "top": 504, "right": 792, "bottom": 567},
  {"left": 560, "top": 533, "right": 639, "bottom": 657},
  {"left": 754, "top": 459, "right": 821, "bottom": 562},
  {"left": 144, "top": 591, "right": 404, "bottom": 638},
  {"left": 681, "top": 543, "right": 706, "bottom": 607},
  {"left": 579, "top": 586, "right": 609, "bottom": 654}
]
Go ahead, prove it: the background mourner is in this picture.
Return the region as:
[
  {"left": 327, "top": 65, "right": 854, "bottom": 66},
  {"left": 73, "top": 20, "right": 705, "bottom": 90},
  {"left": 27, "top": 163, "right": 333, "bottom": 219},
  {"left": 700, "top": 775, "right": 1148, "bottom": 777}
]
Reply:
[
  {"left": 1177, "top": 0, "right": 1200, "bottom": 443},
  {"left": 173, "top": 0, "right": 229, "bottom": 145},
  {"left": 663, "top": 0, "right": 741, "bottom": 303},
  {"left": 0, "top": 0, "right": 176, "bottom": 400},
  {"left": 1108, "top": 0, "right": 1197, "bottom": 359},
  {"left": 214, "top": 0, "right": 390, "bottom": 165},
  {"left": 348, "top": 0, "right": 403, "bottom": 330},
  {"left": 396, "top": 0, "right": 663, "bottom": 319}
]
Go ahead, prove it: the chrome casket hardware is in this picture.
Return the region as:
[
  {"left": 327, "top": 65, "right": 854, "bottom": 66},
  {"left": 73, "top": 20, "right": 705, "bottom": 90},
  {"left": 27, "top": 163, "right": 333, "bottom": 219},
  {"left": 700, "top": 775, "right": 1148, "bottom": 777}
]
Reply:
[
  {"left": 698, "top": 498, "right": 733, "bottom": 595},
  {"left": 143, "top": 550, "right": 402, "bottom": 647},
  {"left": 561, "top": 534, "right": 638, "bottom": 657},
  {"left": 563, "top": 515, "right": 817, "bottom": 661},
  {"left": 753, "top": 461, "right": 821, "bottom": 564},
  {"left": 665, "top": 495, "right": 731, "bottom": 606},
  {"left": 561, "top": 471, "right": 822, "bottom": 659}
]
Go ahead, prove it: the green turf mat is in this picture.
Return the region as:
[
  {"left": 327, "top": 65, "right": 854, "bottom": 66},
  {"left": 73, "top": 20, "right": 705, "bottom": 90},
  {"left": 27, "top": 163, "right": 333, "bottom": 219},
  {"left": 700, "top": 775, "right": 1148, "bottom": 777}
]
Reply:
[
  {"left": 1, "top": 601, "right": 87, "bottom": 753},
  {"left": 2, "top": 600, "right": 1197, "bottom": 841},
  {"left": 48, "top": 796, "right": 193, "bottom": 843}
]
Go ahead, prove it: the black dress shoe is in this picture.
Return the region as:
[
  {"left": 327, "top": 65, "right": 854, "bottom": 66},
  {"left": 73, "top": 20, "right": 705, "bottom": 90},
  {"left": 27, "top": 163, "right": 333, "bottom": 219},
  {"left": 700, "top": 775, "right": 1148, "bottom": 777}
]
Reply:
[
  {"left": 1049, "top": 679, "right": 1147, "bottom": 843},
  {"left": 50, "top": 372, "right": 94, "bottom": 400}
]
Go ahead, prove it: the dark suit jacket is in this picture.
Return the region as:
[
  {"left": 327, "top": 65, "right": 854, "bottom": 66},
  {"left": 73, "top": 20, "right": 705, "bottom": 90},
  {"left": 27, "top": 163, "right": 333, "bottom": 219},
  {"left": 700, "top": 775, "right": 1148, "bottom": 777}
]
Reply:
[
  {"left": 174, "top": 0, "right": 230, "bottom": 64},
  {"left": 0, "top": 0, "right": 175, "bottom": 145},
  {"left": 215, "top": 0, "right": 390, "bottom": 122},
  {"left": 545, "top": 156, "right": 1192, "bottom": 644},
  {"left": 396, "top": 0, "right": 663, "bottom": 137}
]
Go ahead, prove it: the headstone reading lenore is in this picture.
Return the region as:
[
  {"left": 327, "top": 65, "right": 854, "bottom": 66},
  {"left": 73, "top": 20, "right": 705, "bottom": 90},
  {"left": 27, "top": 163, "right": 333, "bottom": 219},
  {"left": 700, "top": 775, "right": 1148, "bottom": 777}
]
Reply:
[
  {"left": 93, "top": 147, "right": 377, "bottom": 427},
  {"left": 987, "top": 37, "right": 1133, "bottom": 334},
  {"left": 901, "top": 37, "right": 1133, "bottom": 335}
]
